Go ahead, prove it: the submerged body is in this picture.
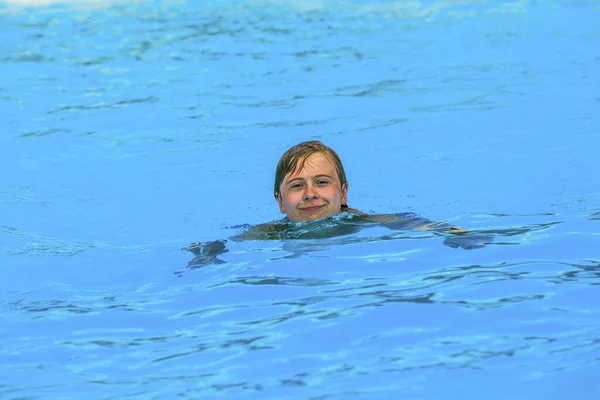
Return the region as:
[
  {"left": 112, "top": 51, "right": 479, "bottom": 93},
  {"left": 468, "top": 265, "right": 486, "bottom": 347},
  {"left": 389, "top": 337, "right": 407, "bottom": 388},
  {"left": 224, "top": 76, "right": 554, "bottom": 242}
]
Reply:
[
  {"left": 233, "top": 210, "right": 465, "bottom": 241},
  {"left": 182, "top": 212, "right": 490, "bottom": 272}
]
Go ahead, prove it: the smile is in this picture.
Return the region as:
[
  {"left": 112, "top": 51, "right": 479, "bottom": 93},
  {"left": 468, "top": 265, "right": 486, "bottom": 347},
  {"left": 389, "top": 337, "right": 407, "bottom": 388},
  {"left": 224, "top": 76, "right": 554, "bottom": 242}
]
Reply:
[{"left": 301, "top": 205, "right": 325, "bottom": 212}]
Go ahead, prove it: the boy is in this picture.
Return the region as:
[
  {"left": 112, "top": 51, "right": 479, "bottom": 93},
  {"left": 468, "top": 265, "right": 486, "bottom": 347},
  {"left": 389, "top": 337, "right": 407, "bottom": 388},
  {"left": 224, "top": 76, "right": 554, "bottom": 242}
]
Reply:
[{"left": 183, "top": 141, "right": 489, "bottom": 271}]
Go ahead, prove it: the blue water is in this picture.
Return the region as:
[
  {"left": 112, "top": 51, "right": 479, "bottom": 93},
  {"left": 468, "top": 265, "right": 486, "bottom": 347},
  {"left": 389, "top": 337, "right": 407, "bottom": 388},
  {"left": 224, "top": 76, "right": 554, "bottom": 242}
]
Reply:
[{"left": 1, "top": 0, "right": 599, "bottom": 399}]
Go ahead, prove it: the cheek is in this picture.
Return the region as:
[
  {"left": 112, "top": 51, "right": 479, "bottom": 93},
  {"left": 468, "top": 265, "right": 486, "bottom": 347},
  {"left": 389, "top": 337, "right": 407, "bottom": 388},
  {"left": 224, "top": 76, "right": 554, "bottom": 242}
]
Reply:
[
  {"left": 282, "top": 192, "right": 300, "bottom": 206},
  {"left": 326, "top": 187, "right": 343, "bottom": 200}
]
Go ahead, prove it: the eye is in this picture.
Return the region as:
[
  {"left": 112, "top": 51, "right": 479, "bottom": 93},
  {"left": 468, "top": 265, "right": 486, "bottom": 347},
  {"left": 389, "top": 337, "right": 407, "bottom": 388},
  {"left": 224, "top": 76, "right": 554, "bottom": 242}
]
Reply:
[
  {"left": 317, "top": 180, "right": 329, "bottom": 186},
  {"left": 290, "top": 183, "right": 303, "bottom": 189}
]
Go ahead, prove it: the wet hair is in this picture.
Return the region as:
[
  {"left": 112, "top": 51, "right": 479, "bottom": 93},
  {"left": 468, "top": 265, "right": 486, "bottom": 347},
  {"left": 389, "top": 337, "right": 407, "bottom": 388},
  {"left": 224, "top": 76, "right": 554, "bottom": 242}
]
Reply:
[{"left": 274, "top": 140, "right": 348, "bottom": 204}]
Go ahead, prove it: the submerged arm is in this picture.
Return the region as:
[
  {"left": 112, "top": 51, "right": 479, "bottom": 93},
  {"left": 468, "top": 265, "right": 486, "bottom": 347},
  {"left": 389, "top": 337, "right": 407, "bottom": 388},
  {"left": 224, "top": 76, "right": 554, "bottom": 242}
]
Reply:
[
  {"left": 358, "top": 213, "right": 490, "bottom": 250},
  {"left": 358, "top": 213, "right": 465, "bottom": 232},
  {"left": 179, "top": 220, "right": 292, "bottom": 274}
]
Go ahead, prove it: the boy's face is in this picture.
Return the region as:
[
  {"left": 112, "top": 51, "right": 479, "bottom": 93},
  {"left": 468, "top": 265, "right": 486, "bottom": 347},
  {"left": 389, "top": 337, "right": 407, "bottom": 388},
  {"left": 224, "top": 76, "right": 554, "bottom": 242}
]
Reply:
[{"left": 276, "top": 152, "right": 348, "bottom": 222}]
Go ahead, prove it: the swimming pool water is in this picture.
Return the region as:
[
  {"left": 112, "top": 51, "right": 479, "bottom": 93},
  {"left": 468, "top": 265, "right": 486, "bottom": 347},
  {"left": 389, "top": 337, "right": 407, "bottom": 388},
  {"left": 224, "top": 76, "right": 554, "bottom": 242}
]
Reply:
[{"left": 1, "top": 0, "right": 599, "bottom": 399}]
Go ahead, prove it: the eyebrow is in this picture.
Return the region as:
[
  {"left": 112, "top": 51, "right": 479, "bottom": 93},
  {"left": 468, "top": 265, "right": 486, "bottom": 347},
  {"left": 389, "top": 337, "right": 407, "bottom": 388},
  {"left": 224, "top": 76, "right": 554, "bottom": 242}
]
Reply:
[
  {"left": 286, "top": 175, "right": 335, "bottom": 185},
  {"left": 286, "top": 178, "right": 305, "bottom": 185}
]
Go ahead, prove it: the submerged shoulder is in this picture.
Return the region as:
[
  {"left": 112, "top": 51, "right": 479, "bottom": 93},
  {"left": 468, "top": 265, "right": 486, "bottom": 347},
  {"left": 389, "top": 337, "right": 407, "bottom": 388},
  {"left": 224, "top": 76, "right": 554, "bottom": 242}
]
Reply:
[{"left": 231, "top": 218, "right": 290, "bottom": 241}]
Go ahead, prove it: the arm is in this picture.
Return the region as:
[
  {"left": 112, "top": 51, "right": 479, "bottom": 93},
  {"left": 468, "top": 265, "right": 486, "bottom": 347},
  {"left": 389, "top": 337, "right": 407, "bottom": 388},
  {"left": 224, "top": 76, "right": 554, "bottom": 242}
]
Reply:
[
  {"left": 354, "top": 212, "right": 464, "bottom": 232},
  {"left": 178, "top": 218, "right": 298, "bottom": 275},
  {"left": 355, "top": 212, "right": 490, "bottom": 250}
]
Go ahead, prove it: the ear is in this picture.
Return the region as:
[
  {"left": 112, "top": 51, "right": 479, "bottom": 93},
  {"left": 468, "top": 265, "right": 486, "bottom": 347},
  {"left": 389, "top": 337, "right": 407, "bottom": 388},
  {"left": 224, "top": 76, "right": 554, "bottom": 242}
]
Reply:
[
  {"left": 341, "top": 182, "right": 348, "bottom": 205},
  {"left": 275, "top": 192, "right": 285, "bottom": 214}
]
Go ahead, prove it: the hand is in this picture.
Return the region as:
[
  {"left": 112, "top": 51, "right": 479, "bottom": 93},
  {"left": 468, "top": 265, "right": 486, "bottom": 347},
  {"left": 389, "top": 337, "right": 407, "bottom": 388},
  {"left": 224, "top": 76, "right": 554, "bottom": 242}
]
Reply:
[
  {"left": 184, "top": 240, "right": 228, "bottom": 256},
  {"left": 181, "top": 240, "right": 228, "bottom": 271},
  {"left": 443, "top": 235, "right": 492, "bottom": 250}
]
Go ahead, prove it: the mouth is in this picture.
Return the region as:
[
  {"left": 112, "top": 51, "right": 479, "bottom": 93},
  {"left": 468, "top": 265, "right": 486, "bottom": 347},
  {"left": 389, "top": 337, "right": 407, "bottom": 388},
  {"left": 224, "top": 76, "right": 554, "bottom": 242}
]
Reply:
[{"left": 300, "top": 205, "right": 325, "bottom": 212}]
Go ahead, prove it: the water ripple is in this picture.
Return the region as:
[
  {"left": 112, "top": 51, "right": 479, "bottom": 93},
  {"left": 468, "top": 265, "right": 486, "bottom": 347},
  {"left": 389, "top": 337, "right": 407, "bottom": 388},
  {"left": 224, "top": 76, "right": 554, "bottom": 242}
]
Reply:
[{"left": 48, "top": 96, "right": 159, "bottom": 114}]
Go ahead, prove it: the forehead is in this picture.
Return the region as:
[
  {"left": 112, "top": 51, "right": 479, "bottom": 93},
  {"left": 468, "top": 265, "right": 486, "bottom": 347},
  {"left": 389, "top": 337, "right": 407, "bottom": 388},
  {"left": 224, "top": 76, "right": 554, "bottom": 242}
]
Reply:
[{"left": 285, "top": 152, "right": 337, "bottom": 180}]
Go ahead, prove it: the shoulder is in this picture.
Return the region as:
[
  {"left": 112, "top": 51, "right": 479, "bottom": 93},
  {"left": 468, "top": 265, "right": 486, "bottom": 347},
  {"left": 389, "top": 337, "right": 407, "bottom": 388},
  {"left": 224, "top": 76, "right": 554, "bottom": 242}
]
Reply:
[
  {"left": 343, "top": 207, "right": 366, "bottom": 216},
  {"left": 230, "top": 218, "right": 290, "bottom": 241},
  {"left": 341, "top": 204, "right": 366, "bottom": 216}
]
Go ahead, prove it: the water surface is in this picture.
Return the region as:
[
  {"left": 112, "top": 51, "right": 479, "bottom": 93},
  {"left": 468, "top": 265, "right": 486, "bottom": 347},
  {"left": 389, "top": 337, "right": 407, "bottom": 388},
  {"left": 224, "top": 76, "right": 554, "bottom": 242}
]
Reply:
[{"left": 1, "top": 1, "right": 599, "bottom": 399}]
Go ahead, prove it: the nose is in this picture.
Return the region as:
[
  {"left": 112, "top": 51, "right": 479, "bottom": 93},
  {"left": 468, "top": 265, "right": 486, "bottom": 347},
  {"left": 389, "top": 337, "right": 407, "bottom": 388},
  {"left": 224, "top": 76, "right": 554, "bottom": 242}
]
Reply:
[{"left": 303, "top": 183, "right": 319, "bottom": 201}]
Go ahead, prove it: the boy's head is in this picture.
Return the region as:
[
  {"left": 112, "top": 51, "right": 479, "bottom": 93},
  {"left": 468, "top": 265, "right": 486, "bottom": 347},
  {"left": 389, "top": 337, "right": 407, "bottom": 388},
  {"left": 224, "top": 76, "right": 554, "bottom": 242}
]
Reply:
[{"left": 274, "top": 141, "right": 348, "bottom": 222}]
